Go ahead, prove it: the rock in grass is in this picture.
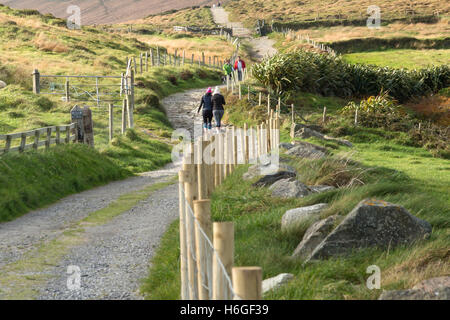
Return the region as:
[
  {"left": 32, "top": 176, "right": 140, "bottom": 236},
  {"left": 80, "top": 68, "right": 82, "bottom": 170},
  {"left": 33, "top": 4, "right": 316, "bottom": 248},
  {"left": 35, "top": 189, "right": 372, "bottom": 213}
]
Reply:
[
  {"left": 252, "top": 171, "right": 296, "bottom": 188},
  {"left": 286, "top": 141, "right": 328, "bottom": 159},
  {"left": 306, "top": 199, "right": 432, "bottom": 262},
  {"left": 279, "top": 142, "right": 295, "bottom": 150},
  {"left": 243, "top": 163, "right": 296, "bottom": 181},
  {"left": 263, "top": 273, "right": 294, "bottom": 294},
  {"left": 269, "top": 178, "right": 312, "bottom": 199},
  {"left": 292, "top": 215, "right": 338, "bottom": 259},
  {"left": 281, "top": 203, "right": 328, "bottom": 231},
  {"left": 292, "top": 125, "right": 353, "bottom": 148},
  {"left": 0, "top": 80, "right": 6, "bottom": 89},
  {"left": 379, "top": 277, "right": 450, "bottom": 300}
]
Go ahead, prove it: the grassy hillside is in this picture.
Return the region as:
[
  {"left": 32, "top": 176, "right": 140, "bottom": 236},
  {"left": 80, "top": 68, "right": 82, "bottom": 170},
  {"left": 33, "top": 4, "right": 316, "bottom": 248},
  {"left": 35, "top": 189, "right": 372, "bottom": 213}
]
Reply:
[
  {"left": 225, "top": 0, "right": 448, "bottom": 26},
  {"left": 142, "top": 86, "right": 449, "bottom": 300},
  {"left": 136, "top": 6, "right": 216, "bottom": 29},
  {"left": 0, "top": 5, "right": 223, "bottom": 221}
]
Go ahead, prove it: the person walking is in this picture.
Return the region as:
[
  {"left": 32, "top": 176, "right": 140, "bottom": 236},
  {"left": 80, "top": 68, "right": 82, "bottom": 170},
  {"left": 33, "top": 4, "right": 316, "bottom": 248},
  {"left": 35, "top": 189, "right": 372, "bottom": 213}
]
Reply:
[
  {"left": 198, "top": 87, "right": 213, "bottom": 131},
  {"left": 222, "top": 59, "right": 233, "bottom": 83},
  {"left": 234, "top": 56, "right": 246, "bottom": 81},
  {"left": 212, "top": 86, "right": 226, "bottom": 133}
]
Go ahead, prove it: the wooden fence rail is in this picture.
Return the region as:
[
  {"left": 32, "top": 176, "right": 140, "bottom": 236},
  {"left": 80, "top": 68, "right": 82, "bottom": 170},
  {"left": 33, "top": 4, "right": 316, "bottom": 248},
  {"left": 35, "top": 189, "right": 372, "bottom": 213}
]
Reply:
[{"left": 0, "top": 123, "right": 77, "bottom": 156}]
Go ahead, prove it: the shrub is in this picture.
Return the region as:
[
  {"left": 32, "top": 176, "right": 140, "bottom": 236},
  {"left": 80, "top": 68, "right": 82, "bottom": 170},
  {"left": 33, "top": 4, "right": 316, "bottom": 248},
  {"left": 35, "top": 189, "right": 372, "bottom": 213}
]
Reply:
[
  {"left": 167, "top": 75, "right": 178, "bottom": 85},
  {"left": 252, "top": 50, "right": 450, "bottom": 102},
  {"left": 180, "top": 69, "right": 194, "bottom": 80}
]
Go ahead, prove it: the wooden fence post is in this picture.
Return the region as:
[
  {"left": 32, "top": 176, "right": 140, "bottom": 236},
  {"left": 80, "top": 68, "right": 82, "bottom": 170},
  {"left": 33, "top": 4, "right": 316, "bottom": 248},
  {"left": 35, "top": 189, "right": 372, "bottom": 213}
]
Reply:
[
  {"left": 184, "top": 144, "right": 199, "bottom": 300},
  {"left": 267, "top": 94, "right": 270, "bottom": 115},
  {"left": 32, "top": 69, "right": 40, "bottom": 94},
  {"left": 193, "top": 199, "right": 212, "bottom": 301},
  {"left": 140, "top": 53, "right": 143, "bottom": 74},
  {"left": 150, "top": 49, "right": 154, "bottom": 67},
  {"left": 121, "top": 99, "right": 127, "bottom": 134},
  {"left": 198, "top": 140, "right": 208, "bottom": 200},
  {"left": 232, "top": 267, "right": 262, "bottom": 300},
  {"left": 259, "top": 92, "right": 262, "bottom": 106},
  {"left": 354, "top": 107, "right": 358, "bottom": 126},
  {"left": 145, "top": 51, "right": 148, "bottom": 72},
  {"left": 183, "top": 50, "right": 186, "bottom": 65},
  {"left": 239, "top": 84, "right": 242, "bottom": 100},
  {"left": 291, "top": 104, "right": 295, "bottom": 124},
  {"left": 243, "top": 122, "right": 249, "bottom": 164},
  {"left": 109, "top": 103, "right": 113, "bottom": 142},
  {"left": 127, "top": 95, "right": 134, "bottom": 129},
  {"left": 322, "top": 106, "right": 327, "bottom": 124},
  {"left": 178, "top": 170, "right": 190, "bottom": 300},
  {"left": 213, "top": 222, "right": 234, "bottom": 300},
  {"left": 65, "top": 80, "right": 70, "bottom": 102}
]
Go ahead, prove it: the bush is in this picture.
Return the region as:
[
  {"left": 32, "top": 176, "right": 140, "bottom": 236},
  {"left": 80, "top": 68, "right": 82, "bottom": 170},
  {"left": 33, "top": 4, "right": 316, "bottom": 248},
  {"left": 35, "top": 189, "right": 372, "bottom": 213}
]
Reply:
[
  {"left": 180, "top": 69, "right": 194, "bottom": 80},
  {"left": 252, "top": 50, "right": 450, "bottom": 102},
  {"left": 167, "top": 75, "right": 178, "bottom": 85}
]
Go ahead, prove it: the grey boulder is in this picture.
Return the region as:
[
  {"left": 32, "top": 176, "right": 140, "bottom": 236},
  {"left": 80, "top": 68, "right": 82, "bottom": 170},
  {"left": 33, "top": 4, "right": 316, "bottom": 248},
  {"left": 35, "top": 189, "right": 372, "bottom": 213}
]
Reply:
[
  {"left": 0, "top": 80, "right": 6, "bottom": 89},
  {"left": 379, "top": 277, "right": 450, "bottom": 300},
  {"left": 281, "top": 203, "right": 328, "bottom": 231},
  {"left": 307, "top": 199, "right": 432, "bottom": 261},
  {"left": 269, "top": 178, "right": 312, "bottom": 199},
  {"left": 292, "top": 215, "right": 338, "bottom": 259},
  {"left": 286, "top": 142, "right": 328, "bottom": 159},
  {"left": 263, "top": 273, "right": 294, "bottom": 294},
  {"left": 252, "top": 171, "right": 296, "bottom": 188},
  {"left": 243, "top": 163, "right": 295, "bottom": 181},
  {"left": 279, "top": 142, "right": 295, "bottom": 150},
  {"left": 291, "top": 125, "right": 353, "bottom": 147}
]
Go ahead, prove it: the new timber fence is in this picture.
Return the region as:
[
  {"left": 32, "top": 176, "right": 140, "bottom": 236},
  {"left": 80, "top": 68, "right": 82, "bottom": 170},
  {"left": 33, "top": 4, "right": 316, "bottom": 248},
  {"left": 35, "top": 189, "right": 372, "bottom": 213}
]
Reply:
[{"left": 178, "top": 107, "right": 280, "bottom": 300}]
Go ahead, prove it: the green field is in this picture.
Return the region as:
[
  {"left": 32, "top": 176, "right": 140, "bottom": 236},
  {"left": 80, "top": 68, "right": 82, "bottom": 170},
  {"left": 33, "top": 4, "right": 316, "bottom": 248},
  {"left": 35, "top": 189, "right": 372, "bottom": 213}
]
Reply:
[{"left": 343, "top": 49, "right": 450, "bottom": 69}]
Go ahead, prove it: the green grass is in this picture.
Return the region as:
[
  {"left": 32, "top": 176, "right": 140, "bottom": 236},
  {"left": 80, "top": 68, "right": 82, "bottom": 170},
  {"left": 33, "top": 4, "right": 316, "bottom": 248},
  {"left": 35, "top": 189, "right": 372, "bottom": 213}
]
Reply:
[
  {"left": 0, "top": 144, "right": 128, "bottom": 222},
  {"left": 343, "top": 49, "right": 450, "bottom": 69},
  {"left": 142, "top": 89, "right": 449, "bottom": 300},
  {"left": 0, "top": 5, "right": 222, "bottom": 221},
  {"left": 0, "top": 178, "right": 175, "bottom": 299}
]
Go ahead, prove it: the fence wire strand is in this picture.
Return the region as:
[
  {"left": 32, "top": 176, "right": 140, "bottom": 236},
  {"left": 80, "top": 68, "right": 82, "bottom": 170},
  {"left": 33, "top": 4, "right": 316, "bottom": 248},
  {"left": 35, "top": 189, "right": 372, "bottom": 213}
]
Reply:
[{"left": 180, "top": 184, "right": 237, "bottom": 300}]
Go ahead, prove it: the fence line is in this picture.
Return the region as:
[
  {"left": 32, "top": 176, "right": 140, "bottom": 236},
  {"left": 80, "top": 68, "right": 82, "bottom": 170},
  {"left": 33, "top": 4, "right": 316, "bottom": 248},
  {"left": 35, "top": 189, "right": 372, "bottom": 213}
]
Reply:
[
  {"left": 0, "top": 123, "right": 77, "bottom": 156},
  {"left": 178, "top": 105, "right": 280, "bottom": 300},
  {"left": 279, "top": 29, "right": 337, "bottom": 56}
]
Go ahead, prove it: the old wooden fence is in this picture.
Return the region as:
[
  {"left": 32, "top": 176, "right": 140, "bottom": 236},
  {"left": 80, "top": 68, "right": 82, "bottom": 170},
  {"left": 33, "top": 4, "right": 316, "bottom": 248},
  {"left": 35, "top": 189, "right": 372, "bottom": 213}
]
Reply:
[{"left": 0, "top": 123, "right": 77, "bottom": 156}]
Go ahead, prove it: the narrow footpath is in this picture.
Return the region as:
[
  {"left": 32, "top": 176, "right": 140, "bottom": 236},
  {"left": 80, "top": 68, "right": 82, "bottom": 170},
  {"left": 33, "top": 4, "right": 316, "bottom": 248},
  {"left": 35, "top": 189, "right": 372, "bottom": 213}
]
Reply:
[{"left": 0, "top": 87, "right": 207, "bottom": 300}]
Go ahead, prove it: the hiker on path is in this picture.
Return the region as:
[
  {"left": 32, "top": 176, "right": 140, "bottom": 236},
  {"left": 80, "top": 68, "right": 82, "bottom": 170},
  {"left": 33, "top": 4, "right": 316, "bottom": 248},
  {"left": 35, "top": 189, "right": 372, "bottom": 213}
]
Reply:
[
  {"left": 198, "top": 87, "right": 213, "bottom": 131},
  {"left": 212, "top": 86, "right": 226, "bottom": 133},
  {"left": 222, "top": 59, "right": 233, "bottom": 83},
  {"left": 234, "top": 56, "right": 246, "bottom": 81}
]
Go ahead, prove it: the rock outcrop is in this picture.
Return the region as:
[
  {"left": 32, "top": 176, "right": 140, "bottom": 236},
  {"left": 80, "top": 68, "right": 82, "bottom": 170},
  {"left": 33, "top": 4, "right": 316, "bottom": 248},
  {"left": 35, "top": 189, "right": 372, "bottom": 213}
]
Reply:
[
  {"left": 292, "top": 215, "right": 338, "bottom": 259},
  {"left": 281, "top": 203, "right": 328, "bottom": 231},
  {"left": 285, "top": 142, "right": 328, "bottom": 159},
  {"left": 379, "top": 277, "right": 450, "bottom": 300},
  {"left": 269, "top": 178, "right": 312, "bottom": 199},
  {"left": 306, "top": 199, "right": 432, "bottom": 262}
]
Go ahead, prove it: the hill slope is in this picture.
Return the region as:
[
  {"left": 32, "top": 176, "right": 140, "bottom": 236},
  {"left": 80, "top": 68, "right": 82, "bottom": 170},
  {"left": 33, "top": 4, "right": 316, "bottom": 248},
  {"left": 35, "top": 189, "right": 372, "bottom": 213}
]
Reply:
[{"left": 0, "top": 0, "right": 216, "bottom": 24}]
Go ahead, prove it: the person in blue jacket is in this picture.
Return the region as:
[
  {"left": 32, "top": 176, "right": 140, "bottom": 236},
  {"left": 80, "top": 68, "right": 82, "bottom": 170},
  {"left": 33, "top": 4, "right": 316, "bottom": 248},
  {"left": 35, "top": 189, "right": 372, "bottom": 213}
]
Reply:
[{"left": 198, "top": 87, "right": 213, "bottom": 131}]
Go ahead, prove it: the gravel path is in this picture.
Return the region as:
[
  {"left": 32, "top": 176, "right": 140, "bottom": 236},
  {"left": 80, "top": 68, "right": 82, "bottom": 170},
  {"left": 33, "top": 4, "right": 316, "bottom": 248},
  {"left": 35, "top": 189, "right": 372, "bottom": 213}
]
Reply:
[
  {"left": 211, "top": 7, "right": 277, "bottom": 59},
  {"left": 0, "top": 87, "right": 208, "bottom": 300}
]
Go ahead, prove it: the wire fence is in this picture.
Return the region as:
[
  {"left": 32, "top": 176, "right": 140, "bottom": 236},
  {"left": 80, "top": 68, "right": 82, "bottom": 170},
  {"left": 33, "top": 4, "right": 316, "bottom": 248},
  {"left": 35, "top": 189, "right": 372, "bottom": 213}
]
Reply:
[{"left": 178, "top": 112, "right": 280, "bottom": 300}]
